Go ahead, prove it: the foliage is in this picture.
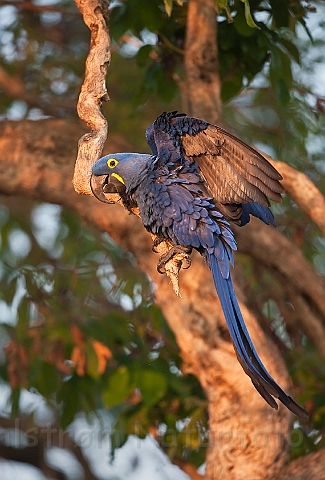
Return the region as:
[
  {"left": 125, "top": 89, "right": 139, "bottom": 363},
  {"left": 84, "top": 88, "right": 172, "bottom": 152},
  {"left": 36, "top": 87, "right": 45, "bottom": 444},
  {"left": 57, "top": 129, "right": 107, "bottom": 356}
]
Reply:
[
  {"left": 0, "top": 1, "right": 89, "bottom": 119},
  {"left": 0, "top": 0, "right": 325, "bottom": 474},
  {"left": 290, "top": 343, "right": 325, "bottom": 458},
  {"left": 0, "top": 200, "right": 207, "bottom": 463},
  {"left": 109, "top": 0, "right": 316, "bottom": 103},
  {"left": 0, "top": 0, "right": 318, "bottom": 117}
]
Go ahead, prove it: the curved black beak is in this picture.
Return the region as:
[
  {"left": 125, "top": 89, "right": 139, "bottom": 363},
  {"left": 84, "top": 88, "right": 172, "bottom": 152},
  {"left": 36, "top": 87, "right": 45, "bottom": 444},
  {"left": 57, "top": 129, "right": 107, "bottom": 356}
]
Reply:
[{"left": 90, "top": 173, "right": 126, "bottom": 204}]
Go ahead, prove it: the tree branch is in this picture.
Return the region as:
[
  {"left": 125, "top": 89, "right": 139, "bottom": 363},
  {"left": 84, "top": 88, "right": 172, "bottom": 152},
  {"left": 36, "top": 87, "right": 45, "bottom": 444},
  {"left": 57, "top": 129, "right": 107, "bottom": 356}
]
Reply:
[
  {"left": 172, "top": 459, "right": 203, "bottom": 480},
  {"left": 278, "top": 449, "right": 325, "bottom": 480},
  {"left": 183, "top": 0, "right": 223, "bottom": 124},
  {"left": 72, "top": 0, "right": 187, "bottom": 293},
  {"left": 72, "top": 0, "right": 111, "bottom": 195},
  {"left": 0, "top": 415, "right": 101, "bottom": 480},
  {"left": 182, "top": 2, "right": 294, "bottom": 478},
  {"left": 234, "top": 220, "right": 325, "bottom": 353},
  {"left": 0, "top": 66, "right": 76, "bottom": 117},
  {"left": 272, "top": 160, "right": 325, "bottom": 238},
  {"left": 0, "top": 0, "right": 322, "bottom": 477}
]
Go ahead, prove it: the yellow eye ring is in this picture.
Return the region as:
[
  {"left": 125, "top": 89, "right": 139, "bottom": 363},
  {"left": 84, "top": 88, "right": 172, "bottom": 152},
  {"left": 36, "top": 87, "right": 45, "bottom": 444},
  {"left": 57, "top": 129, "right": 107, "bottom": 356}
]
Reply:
[{"left": 107, "top": 158, "right": 118, "bottom": 168}]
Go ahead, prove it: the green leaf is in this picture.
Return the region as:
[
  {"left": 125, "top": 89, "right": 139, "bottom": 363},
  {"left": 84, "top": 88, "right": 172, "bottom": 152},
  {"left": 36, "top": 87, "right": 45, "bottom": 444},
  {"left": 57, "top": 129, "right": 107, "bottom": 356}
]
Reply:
[
  {"left": 58, "top": 377, "right": 80, "bottom": 429},
  {"left": 136, "top": 45, "right": 153, "bottom": 67},
  {"left": 233, "top": 6, "right": 255, "bottom": 37},
  {"left": 34, "top": 362, "right": 60, "bottom": 398},
  {"left": 217, "top": 0, "right": 229, "bottom": 8},
  {"left": 103, "top": 366, "right": 132, "bottom": 408},
  {"left": 137, "top": 370, "right": 167, "bottom": 406},
  {"left": 241, "top": 0, "right": 258, "bottom": 29},
  {"left": 214, "top": 0, "right": 232, "bottom": 21},
  {"left": 269, "top": 46, "right": 292, "bottom": 104},
  {"left": 163, "top": 0, "right": 183, "bottom": 17},
  {"left": 222, "top": 74, "right": 243, "bottom": 102},
  {"left": 4, "top": 274, "right": 19, "bottom": 305},
  {"left": 276, "top": 78, "right": 290, "bottom": 105},
  {"left": 278, "top": 37, "right": 300, "bottom": 64}
]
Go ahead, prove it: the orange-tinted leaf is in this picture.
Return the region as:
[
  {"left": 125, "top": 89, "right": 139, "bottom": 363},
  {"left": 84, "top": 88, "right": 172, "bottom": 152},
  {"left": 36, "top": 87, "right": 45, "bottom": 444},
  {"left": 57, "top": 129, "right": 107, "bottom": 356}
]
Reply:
[{"left": 91, "top": 339, "right": 112, "bottom": 375}]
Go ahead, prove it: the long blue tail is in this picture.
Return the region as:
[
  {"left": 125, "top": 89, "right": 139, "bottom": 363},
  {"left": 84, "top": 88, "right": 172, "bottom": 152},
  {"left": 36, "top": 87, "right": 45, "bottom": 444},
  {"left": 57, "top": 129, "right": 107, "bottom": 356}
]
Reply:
[{"left": 209, "top": 253, "right": 308, "bottom": 418}]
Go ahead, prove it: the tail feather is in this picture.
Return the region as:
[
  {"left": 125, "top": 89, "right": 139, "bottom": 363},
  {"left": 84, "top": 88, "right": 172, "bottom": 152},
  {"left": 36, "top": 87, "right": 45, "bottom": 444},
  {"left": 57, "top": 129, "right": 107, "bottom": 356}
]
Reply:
[
  {"left": 240, "top": 203, "right": 276, "bottom": 226},
  {"left": 209, "top": 253, "right": 308, "bottom": 419}
]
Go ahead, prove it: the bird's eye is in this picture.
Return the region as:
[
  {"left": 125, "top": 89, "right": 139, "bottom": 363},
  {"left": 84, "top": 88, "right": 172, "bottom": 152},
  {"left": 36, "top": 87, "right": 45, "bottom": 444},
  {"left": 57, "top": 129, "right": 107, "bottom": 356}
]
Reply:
[{"left": 107, "top": 158, "right": 118, "bottom": 169}]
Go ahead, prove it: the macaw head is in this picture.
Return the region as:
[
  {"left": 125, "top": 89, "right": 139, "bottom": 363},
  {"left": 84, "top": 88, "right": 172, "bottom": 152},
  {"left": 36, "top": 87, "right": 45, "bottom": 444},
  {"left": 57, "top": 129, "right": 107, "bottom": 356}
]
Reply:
[{"left": 90, "top": 152, "right": 152, "bottom": 203}]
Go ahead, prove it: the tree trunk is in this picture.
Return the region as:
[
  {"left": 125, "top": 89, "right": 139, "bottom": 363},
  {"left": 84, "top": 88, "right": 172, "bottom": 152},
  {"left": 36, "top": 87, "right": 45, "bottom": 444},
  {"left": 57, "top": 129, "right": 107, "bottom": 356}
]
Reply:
[
  {"left": 183, "top": 1, "right": 288, "bottom": 478},
  {"left": 183, "top": 0, "right": 223, "bottom": 124}
]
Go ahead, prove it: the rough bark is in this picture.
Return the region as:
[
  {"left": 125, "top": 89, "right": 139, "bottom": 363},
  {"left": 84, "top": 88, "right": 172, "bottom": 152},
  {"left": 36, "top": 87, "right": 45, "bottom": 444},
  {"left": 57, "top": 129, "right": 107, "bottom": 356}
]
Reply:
[
  {"left": 234, "top": 219, "right": 325, "bottom": 361},
  {"left": 271, "top": 160, "right": 325, "bottom": 238},
  {"left": 183, "top": 1, "right": 288, "bottom": 478},
  {"left": 73, "top": 0, "right": 111, "bottom": 195},
  {"left": 0, "top": 415, "right": 101, "bottom": 480},
  {"left": 0, "top": 119, "right": 323, "bottom": 479},
  {"left": 277, "top": 450, "right": 325, "bottom": 480},
  {"left": 73, "top": 0, "right": 188, "bottom": 294},
  {"left": 183, "top": 0, "right": 223, "bottom": 125}
]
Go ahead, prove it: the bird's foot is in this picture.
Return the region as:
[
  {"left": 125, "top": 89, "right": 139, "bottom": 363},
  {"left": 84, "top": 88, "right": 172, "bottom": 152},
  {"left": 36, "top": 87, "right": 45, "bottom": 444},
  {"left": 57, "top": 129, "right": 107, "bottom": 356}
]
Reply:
[
  {"left": 157, "top": 245, "right": 192, "bottom": 274},
  {"left": 151, "top": 237, "right": 192, "bottom": 296}
]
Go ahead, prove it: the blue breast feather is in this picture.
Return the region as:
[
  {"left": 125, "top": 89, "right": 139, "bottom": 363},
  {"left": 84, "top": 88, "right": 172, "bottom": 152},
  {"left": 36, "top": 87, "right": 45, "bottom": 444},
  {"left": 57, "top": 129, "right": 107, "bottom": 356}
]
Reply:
[{"left": 133, "top": 161, "right": 236, "bottom": 278}]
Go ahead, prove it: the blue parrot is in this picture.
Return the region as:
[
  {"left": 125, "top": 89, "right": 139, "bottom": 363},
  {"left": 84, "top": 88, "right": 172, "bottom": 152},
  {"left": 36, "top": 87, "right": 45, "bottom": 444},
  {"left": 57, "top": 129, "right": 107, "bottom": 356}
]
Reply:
[{"left": 90, "top": 112, "right": 308, "bottom": 418}]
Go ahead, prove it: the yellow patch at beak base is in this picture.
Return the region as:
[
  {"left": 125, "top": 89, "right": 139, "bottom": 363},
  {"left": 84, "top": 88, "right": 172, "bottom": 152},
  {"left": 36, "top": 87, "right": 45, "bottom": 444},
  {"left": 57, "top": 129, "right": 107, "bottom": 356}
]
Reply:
[{"left": 111, "top": 173, "right": 125, "bottom": 185}]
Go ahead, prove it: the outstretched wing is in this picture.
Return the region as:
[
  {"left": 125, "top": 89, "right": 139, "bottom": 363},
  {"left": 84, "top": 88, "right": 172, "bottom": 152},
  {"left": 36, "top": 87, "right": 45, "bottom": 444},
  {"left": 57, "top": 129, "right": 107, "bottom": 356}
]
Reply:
[{"left": 147, "top": 112, "right": 284, "bottom": 208}]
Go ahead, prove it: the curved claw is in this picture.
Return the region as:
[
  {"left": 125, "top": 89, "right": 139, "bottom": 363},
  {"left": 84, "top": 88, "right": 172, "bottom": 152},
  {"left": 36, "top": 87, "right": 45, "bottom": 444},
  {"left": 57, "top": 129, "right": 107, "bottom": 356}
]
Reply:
[{"left": 157, "top": 246, "right": 192, "bottom": 274}]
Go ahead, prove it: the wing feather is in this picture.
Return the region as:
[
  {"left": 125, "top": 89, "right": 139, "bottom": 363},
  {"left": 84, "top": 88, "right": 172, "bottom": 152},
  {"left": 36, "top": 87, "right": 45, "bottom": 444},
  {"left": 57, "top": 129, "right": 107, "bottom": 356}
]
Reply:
[
  {"left": 148, "top": 112, "right": 284, "bottom": 207},
  {"left": 182, "top": 124, "right": 283, "bottom": 205},
  {"left": 199, "top": 153, "right": 270, "bottom": 206},
  {"left": 203, "top": 125, "right": 281, "bottom": 181}
]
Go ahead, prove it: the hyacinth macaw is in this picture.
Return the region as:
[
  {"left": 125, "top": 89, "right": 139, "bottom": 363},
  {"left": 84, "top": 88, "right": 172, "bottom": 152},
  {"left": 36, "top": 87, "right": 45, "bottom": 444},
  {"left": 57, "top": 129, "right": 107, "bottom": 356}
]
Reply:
[{"left": 90, "top": 111, "right": 308, "bottom": 418}]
